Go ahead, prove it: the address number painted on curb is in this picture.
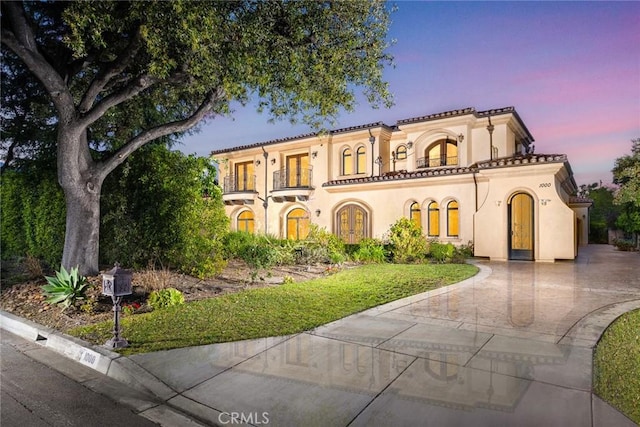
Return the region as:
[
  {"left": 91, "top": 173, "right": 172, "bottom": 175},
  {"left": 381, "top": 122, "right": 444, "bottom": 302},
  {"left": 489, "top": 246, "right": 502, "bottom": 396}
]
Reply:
[{"left": 78, "top": 348, "right": 101, "bottom": 369}]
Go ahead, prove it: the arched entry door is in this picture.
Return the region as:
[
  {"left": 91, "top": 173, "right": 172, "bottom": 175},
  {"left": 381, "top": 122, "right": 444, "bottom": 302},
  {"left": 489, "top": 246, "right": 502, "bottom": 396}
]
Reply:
[
  {"left": 508, "top": 193, "right": 534, "bottom": 260},
  {"left": 336, "top": 204, "right": 368, "bottom": 244}
]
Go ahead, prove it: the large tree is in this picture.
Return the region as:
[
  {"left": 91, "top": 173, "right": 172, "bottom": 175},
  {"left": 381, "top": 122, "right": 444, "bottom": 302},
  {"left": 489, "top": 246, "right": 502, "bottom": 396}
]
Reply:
[
  {"left": 612, "top": 138, "right": 640, "bottom": 244},
  {"left": 1, "top": 1, "right": 393, "bottom": 275}
]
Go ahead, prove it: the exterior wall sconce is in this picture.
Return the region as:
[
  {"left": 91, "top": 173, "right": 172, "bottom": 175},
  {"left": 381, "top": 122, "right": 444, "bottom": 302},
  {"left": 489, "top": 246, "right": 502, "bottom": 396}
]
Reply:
[
  {"left": 369, "top": 132, "right": 376, "bottom": 177},
  {"left": 311, "top": 151, "right": 318, "bottom": 159},
  {"left": 458, "top": 133, "right": 464, "bottom": 143},
  {"left": 495, "top": 201, "right": 502, "bottom": 207},
  {"left": 407, "top": 141, "right": 413, "bottom": 149},
  {"left": 270, "top": 158, "right": 276, "bottom": 165},
  {"left": 541, "top": 199, "right": 551, "bottom": 206},
  {"left": 315, "top": 209, "right": 321, "bottom": 217},
  {"left": 255, "top": 159, "right": 261, "bottom": 166}
]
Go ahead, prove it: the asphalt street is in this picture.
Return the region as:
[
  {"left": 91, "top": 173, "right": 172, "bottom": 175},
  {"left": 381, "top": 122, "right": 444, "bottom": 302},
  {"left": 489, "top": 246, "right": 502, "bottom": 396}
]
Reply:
[{"left": 1, "top": 330, "right": 159, "bottom": 427}]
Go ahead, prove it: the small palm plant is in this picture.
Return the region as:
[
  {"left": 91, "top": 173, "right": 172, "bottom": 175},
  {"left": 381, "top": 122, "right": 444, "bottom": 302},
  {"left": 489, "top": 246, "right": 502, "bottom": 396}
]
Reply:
[{"left": 42, "top": 265, "right": 89, "bottom": 310}]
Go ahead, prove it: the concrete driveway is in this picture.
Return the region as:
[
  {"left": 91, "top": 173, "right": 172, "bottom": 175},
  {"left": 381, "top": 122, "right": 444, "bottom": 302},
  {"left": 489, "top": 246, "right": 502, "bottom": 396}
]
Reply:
[{"left": 127, "top": 245, "right": 639, "bottom": 426}]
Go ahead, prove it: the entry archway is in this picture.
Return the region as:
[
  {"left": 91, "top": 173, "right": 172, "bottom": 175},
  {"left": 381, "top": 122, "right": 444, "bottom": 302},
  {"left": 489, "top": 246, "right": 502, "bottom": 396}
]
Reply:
[
  {"left": 336, "top": 204, "right": 369, "bottom": 244},
  {"left": 508, "top": 192, "right": 534, "bottom": 260}
]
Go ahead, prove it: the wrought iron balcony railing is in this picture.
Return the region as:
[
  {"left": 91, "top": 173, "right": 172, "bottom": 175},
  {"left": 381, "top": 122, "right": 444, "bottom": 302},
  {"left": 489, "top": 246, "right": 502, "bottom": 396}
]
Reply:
[
  {"left": 272, "top": 167, "right": 313, "bottom": 191},
  {"left": 417, "top": 155, "right": 458, "bottom": 168},
  {"left": 223, "top": 174, "right": 256, "bottom": 193}
]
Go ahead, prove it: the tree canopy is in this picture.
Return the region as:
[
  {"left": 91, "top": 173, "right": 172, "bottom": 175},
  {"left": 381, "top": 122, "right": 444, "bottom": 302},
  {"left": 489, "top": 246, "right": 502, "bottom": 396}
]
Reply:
[
  {"left": 1, "top": 0, "right": 394, "bottom": 274},
  {"left": 612, "top": 138, "right": 640, "bottom": 242}
]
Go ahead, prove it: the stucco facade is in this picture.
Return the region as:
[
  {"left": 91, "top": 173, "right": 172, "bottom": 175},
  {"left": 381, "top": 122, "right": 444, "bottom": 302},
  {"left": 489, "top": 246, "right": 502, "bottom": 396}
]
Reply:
[{"left": 211, "top": 107, "right": 591, "bottom": 261}]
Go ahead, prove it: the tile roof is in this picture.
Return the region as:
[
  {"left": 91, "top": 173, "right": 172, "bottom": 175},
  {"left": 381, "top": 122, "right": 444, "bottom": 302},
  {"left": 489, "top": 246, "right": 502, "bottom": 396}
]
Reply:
[
  {"left": 210, "top": 106, "right": 525, "bottom": 156},
  {"left": 323, "top": 153, "right": 569, "bottom": 187}
]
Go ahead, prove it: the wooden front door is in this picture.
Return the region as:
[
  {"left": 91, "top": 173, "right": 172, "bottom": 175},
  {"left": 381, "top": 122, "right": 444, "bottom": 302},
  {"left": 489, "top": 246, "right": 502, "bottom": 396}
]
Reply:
[
  {"left": 337, "top": 205, "right": 368, "bottom": 244},
  {"left": 508, "top": 193, "right": 534, "bottom": 260}
]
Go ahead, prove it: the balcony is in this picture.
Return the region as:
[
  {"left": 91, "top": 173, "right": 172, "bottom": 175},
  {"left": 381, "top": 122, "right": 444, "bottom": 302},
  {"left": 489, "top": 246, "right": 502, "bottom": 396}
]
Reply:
[
  {"left": 417, "top": 155, "right": 458, "bottom": 168},
  {"left": 222, "top": 174, "right": 258, "bottom": 205},
  {"left": 271, "top": 167, "right": 314, "bottom": 202}
]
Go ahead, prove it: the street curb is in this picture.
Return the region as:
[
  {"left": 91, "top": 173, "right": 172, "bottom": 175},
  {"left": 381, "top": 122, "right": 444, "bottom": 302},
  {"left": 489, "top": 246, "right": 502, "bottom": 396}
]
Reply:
[{"left": 0, "top": 310, "right": 204, "bottom": 426}]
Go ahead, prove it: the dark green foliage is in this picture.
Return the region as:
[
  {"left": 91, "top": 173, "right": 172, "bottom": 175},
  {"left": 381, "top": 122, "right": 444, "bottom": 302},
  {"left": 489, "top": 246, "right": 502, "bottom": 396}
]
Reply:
[
  {"left": 386, "top": 217, "right": 428, "bottom": 263},
  {"left": 101, "top": 145, "right": 229, "bottom": 278},
  {"left": 42, "top": 265, "right": 89, "bottom": 310},
  {"left": 0, "top": 168, "right": 65, "bottom": 268},
  {"left": 582, "top": 184, "right": 619, "bottom": 243},
  {"left": 352, "top": 238, "right": 387, "bottom": 263},
  {"left": 612, "top": 139, "right": 640, "bottom": 246}
]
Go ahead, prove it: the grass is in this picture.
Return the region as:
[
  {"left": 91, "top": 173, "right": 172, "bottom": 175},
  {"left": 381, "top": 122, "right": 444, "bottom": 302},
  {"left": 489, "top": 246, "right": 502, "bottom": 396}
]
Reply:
[
  {"left": 69, "top": 263, "right": 477, "bottom": 355},
  {"left": 593, "top": 308, "right": 640, "bottom": 424}
]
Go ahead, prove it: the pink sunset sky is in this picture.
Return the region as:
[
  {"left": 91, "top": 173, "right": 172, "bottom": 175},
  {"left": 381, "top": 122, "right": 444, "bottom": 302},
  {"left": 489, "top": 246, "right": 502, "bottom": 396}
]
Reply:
[{"left": 178, "top": 1, "right": 640, "bottom": 187}]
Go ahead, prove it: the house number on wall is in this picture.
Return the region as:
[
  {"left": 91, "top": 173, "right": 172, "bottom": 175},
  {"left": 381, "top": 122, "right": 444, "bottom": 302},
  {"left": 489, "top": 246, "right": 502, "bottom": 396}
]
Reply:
[{"left": 539, "top": 183, "right": 551, "bottom": 188}]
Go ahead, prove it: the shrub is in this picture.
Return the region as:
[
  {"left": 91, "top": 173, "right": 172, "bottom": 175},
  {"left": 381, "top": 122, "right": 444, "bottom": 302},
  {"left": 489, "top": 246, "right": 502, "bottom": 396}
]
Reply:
[
  {"left": 223, "top": 232, "right": 294, "bottom": 269},
  {"left": 42, "top": 265, "right": 90, "bottom": 310},
  {"left": 101, "top": 146, "right": 228, "bottom": 278},
  {"left": 134, "top": 263, "right": 173, "bottom": 292},
  {"left": 147, "top": 288, "right": 185, "bottom": 310},
  {"left": 1, "top": 169, "right": 65, "bottom": 268},
  {"left": 613, "top": 239, "right": 637, "bottom": 252},
  {"left": 430, "top": 242, "right": 456, "bottom": 263},
  {"left": 353, "top": 238, "right": 387, "bottom": 263},
  {"left": 386, "top": 217, "right": 428, "bottom": 263},
  {"left": 222, "top": 231, "right": 256, "bottom": 259},
  {"left": 289, "top": 225, "right": 347, "bottom": 265}
]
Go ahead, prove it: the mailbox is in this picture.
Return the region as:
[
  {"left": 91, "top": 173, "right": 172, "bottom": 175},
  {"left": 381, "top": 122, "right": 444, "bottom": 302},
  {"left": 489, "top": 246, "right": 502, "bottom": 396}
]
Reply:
[
  {"left": 101, "top": 263, "right": 132, "bottom": 349},
  {"left": 102, "top": 263, "right": 132, "bottom": 297}
]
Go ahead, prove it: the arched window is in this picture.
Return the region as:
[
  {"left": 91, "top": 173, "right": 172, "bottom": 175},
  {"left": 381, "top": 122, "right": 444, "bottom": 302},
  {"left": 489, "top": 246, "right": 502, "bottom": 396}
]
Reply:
[
  {"left": 396, "top": 145, "right": 407, "bottom": 160},
  {"left": 426, "top": 139, "right": 458, "bottom": 167},
  {"left": 237, "top": 210, "right": 255, "bottom": 233},
  {"left": 428, "top": 202, "right": 439, "bottom": 237},
  {"left": 356, "top": 146, "right": 366, "bottom": 174},
  {"left": 410, "top": 202, "right": 421, "bottom": 228},
  {"left": 342, "top": 148, "right": 353, "bottom": 175},
  {"left": 447, "top": 201, "right": 459, "bottom": 237},
  {"left": 287, "top": 208, "right": 310, "bottom": 240}
]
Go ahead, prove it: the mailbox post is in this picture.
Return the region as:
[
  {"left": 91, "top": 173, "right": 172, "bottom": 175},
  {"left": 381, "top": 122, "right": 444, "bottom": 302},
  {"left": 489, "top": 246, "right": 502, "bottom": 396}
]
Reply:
[{"left": 102, "top": 263, "right": 133, "bottom": 349}]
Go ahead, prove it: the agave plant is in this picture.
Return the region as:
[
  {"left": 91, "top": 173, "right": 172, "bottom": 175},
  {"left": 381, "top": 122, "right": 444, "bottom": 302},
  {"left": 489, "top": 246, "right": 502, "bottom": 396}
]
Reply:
[{"left": 42, "top": 265, "right": 89, "bottom": 310}]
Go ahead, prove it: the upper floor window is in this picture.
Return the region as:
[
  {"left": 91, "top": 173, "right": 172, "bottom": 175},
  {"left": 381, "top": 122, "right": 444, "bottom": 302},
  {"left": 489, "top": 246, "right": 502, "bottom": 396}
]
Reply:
[
  {"left": 234, "top": 161, "right": 255, "bottom": 191},
  {"left": 356, "top": 146, "right": 366, "bottom": 174},
  {"left": 396, "top": 145, "right": 408, "bottom": 160},
  {"left": 423, "top": 139, "right": 458, "bottom": 168},
  {"left": 342, "top": 148, "right": 353, "bottom": 175}
]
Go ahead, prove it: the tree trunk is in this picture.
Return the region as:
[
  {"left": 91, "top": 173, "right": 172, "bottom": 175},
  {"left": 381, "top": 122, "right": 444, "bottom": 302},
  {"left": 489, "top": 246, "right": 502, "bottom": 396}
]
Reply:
[
  {"left": 60, "top": 177, "right": 102, "bottom": 276},
  {"left": 58, "top": 126, "right": 105, "bottom": 277}
]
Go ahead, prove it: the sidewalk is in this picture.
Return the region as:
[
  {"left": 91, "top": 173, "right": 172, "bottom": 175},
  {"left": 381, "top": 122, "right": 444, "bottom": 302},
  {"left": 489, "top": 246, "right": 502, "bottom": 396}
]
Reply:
[{"left": 2, "top": 245, "right": 639, "bottom": 426}]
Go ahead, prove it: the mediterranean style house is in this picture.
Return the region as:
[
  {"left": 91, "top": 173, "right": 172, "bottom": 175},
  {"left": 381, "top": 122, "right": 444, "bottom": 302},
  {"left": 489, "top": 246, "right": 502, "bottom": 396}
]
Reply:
[{"left": 211, "top": 106, "right": 591, "bottom": 262}]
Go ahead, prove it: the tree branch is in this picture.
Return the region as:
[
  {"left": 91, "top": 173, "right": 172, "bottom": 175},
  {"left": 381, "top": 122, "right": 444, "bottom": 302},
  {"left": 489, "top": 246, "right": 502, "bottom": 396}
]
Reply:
[
  {"left": 78, "top": 30, "right": 144, "bottom": 113},
  {"left": 78, "top": 71, "right": 192, "bottom": 129},
  {"left": 1, "top": 2, "right": 74, "bottom": 121},
  {"left": 97, "top": 88, "right": 225, "bottom": 178}
]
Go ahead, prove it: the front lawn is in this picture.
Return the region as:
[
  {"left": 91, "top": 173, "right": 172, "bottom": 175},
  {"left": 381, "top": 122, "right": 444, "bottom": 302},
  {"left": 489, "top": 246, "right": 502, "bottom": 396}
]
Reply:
[
  {"left": 69, "top": 263, "right": 477, "bottom": 355},
  {"left": 593, "top": 308, "right": 640, "bottom": 424}
]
